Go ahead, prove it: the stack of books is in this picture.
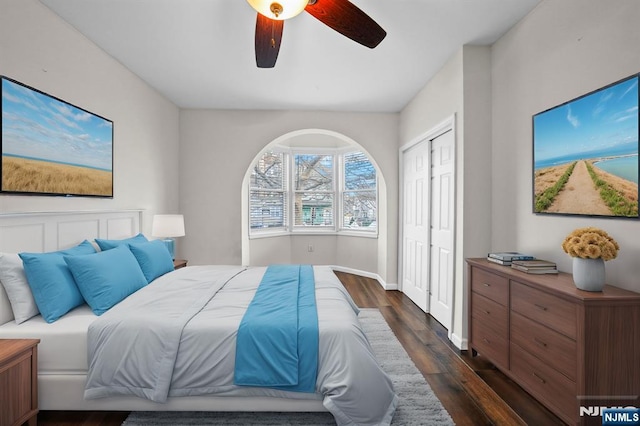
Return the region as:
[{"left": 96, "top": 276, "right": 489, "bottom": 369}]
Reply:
[
  {"left": 487, "top": 252, "right": 535, "bottom": 266},
  {"left": 510, "top": 259, "right": 558, "bottom": 274}
]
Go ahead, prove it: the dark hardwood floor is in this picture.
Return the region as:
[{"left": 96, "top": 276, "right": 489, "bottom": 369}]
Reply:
[{"left": 37, "top": 272, "right": 564, "bottom": 425}]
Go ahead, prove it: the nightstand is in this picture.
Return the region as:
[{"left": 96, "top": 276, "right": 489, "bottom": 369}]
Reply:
[
  {"left": 173, "top": 259, "right": 188, "bottom": 269},
  {"left": 0, "top": 339, "right": 39, "bottom": 426}
]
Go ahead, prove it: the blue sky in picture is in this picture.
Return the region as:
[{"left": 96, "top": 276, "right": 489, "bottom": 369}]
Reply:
[
  {"left": 534, "top": 75, "right": 638, "bottom": 169},
  {"left": 1, "top": 78, "right": 112, "bottom": 171}
]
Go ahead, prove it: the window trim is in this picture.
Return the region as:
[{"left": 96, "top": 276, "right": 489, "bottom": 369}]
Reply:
[
  {"left": 248, "top": 150, "right": 288, "bottom": 232},
  {"left": 291, "top": 151, "right": 336, "bottom": 231},
  {"left": 339, "top": 150, "right": 378, "bottom": 233},
  {"left": 250, "top": 147, "right": 378, "bottom": 238}
]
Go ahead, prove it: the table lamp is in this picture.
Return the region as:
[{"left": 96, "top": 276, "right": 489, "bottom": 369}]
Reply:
[{"left": 151, "top": 214, "right": 185, "bottom": 259}]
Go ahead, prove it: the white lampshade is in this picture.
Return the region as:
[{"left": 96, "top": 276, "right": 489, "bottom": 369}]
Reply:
[
  {"left": 151, "top": 214, "right": 185, "bottom": 238},
  {"left": 246, "top": 0, "right": 308, "bottom": 20}
]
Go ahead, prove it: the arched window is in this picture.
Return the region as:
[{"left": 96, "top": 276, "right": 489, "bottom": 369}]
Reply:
[{"left": 249, "top": 149, "right": 377, "bottom": 237}]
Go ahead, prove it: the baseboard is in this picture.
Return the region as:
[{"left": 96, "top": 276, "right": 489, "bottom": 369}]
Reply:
[
  {"left": 329, "top": 266, "right": 398, "bottom": 290},
  {"left": 383, "top": 282, "right": 398, "bottom": 290},
  {"left": 450, "top": 332, "right": 467, "bottom": 350}
]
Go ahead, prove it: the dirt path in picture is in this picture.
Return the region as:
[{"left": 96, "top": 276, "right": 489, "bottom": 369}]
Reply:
[{"left": 547, "top": 160, "right": 611, "bottom": 215}]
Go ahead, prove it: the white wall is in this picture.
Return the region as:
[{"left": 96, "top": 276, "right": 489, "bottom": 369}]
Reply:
[
  {"left": 0, "top": 0, "right": 180, "bottom": 236},
  {"left": 460, "top": 45, "right": 493, "bottom": 343},
  {"left": 491, "top": 0, "right": 640, "bottom": 293},
  {"left": 399, "top": 45, "right": 492, "bottom": 347},
  {"left": 179, "top": 109, "right": 399, "bottom": 284},
  {"left": 249, "top": 235, "right": 378, "bottom": 275}
]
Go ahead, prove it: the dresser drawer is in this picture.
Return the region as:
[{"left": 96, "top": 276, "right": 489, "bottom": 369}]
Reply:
[
  {"left": 470, "top": 267, "right": 508, "bottom": 306},
  {"left": 471, "top": 318, "right": 508, "bottom": 368},
  {"left": 511, "top": 343, "right": 577, "bottom": 424},
  {"left": 511, "top": 281, "right": 577, "bottom": 339},
  {"left": 511, "top": 311, "right": 576, "bottom": 381},
  {"left": 471, "top": 292, "right": 508, "bottom": 339}
]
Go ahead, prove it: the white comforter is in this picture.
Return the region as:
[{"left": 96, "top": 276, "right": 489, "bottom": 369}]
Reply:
[{"left": 85, "top": 265, "right": 398, "bottom": 426}]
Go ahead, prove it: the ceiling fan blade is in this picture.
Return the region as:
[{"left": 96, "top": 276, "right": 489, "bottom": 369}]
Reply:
[
  {"left": 255, "top": 13, "right": 284, "bottom": 68},
  {"left": 305, "top": 0, "right": 386, "bottom": 49}
]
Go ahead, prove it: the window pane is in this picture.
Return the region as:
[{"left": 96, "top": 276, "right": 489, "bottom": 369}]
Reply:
[
  {"left": 250, "top": 190, "right": 286, "bottom": 229},
  {"left": 251, "top": 152, "right": 284, "bottom": 190},
  {"left": 343, "top": 190, "right": 377, "bottom": 229},
  {"left": 294, "top": 193, "right": 333, "bottom": 226},
  {"left": 295, "top": 155, "right": 333, "bottom": 191},
  {"left": 344, "top": 152, "right": 376, "bottom": 190}
]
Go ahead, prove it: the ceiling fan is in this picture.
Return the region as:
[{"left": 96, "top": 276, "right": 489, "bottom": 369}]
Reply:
[{"left": 247, "top": 0, "right": 387, "bottom": 68}]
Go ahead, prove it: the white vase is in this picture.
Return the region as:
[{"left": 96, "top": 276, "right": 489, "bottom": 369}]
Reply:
[{"left": 572, "top": 257, "right": 605, "bottom": 291}]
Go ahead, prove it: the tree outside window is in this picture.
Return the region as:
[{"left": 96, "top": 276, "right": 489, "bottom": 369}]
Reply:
[
  {"left": 294, "top": 154, "right": 334, "bottom": 227},
  {"left": 343, "top": 152, "right": 377, "bottom": 230},
  {"left": 249, "top": 152, "right": 286, "bottom": 229},
  {"left": 249, "top": 149, "right": 376, "bottom": 235}
]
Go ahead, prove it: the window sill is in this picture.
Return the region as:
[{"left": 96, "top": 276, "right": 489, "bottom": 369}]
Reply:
[
  {"left": 249, "top": 230, "right": 378, "bottom": 240},
  {"left": 337, "top": 230, "right": 378, "bottom": 238}
]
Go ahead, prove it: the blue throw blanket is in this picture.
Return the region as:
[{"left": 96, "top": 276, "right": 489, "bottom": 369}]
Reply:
[{"left": 234, "top": 264, "right": 319, "bottom": 393}]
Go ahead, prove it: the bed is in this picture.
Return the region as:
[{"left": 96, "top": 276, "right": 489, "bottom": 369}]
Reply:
[{"left": 0, "top": 211, "right": 397, "bottom": 425}]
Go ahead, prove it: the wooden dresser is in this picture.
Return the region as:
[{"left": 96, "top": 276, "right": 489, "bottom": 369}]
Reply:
[
  {"left": 467, "top": 258, "right": 640, "bottom": 425},
  {"left": 0, "top": 339, "right": 39, "bottom": 426}
]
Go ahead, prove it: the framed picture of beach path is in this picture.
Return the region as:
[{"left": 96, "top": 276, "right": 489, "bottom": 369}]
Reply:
[
  {"left": 1, "top": 76, "right": 113, "bottom": 198},
  {"left": 533, "top": 74, "right": 639, "bottom": 218}
]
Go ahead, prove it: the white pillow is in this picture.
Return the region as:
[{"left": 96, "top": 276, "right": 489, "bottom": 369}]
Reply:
[{"left": 0, "top": 253, "right": 39, "bottom": 323}]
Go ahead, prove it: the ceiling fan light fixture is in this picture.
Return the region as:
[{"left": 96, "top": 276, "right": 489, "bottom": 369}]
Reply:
[{"left": 247, "top": 0, "right": 308, "bottom": 20}]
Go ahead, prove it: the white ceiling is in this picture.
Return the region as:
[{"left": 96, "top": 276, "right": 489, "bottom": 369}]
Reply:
[{"left": 39, "top": 0, "right": 540, "bottom": 113}]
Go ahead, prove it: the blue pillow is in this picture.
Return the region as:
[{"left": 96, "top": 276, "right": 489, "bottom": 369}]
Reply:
[
  {"left": 19, "top": 240, "right": 96, "bottom": 323},
  {"left": 64, "top": 245, "right": 148, "bottom": 315},
  {"left": 128, "top": 240, "right": 175, "bottom": 283},
  {"left": 95, "top": 233, "right": 148, "bottom": 251}
]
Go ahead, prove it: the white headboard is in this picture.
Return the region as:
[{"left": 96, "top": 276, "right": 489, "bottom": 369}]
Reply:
[
  {"left": 0, "top": 210, "right": 142, "bottom": 253},
  {"left": 0, "top": 209, "right": 143, "bottom": 324}
]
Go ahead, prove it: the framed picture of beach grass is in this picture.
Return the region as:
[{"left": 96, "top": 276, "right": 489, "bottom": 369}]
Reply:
[
  {"left": 1, "top": 76, "right": 113, "bottom": 198},
  {"left": 533, "top": 73, "right": 639, "bottom": 218}
]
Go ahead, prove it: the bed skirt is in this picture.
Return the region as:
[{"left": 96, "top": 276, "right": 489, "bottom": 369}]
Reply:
[{"left": 38, "top": 374, "right": 327, "bottom": 412}]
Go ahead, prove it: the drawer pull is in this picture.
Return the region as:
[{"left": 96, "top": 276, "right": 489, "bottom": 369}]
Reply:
[
  {"left": 532, "top": 372, "right": 546, "bottom": 384},
  {"left": 482, "top": 310, "right": 491, "bottom": 315},
  {"left": 534, "top": 303, "right": 548, "bottom": 311},
  {"left": 533, "top": 337, "right": 547, "bottom": 347},
  {"left": 482, "top": 338, "right": 490, "bottom": 344},
  {"left": 483, "top": 283, "right": 491, "bottom": 287}
]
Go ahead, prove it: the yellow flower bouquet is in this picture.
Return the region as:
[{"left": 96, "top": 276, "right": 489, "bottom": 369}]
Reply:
[{"left": 561, "top": 227, "right": 619, "bottom": 261}]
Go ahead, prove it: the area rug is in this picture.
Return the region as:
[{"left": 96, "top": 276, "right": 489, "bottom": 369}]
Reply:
[{"left": 122, "top": 309, "right": 454, "bottom": 425}]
